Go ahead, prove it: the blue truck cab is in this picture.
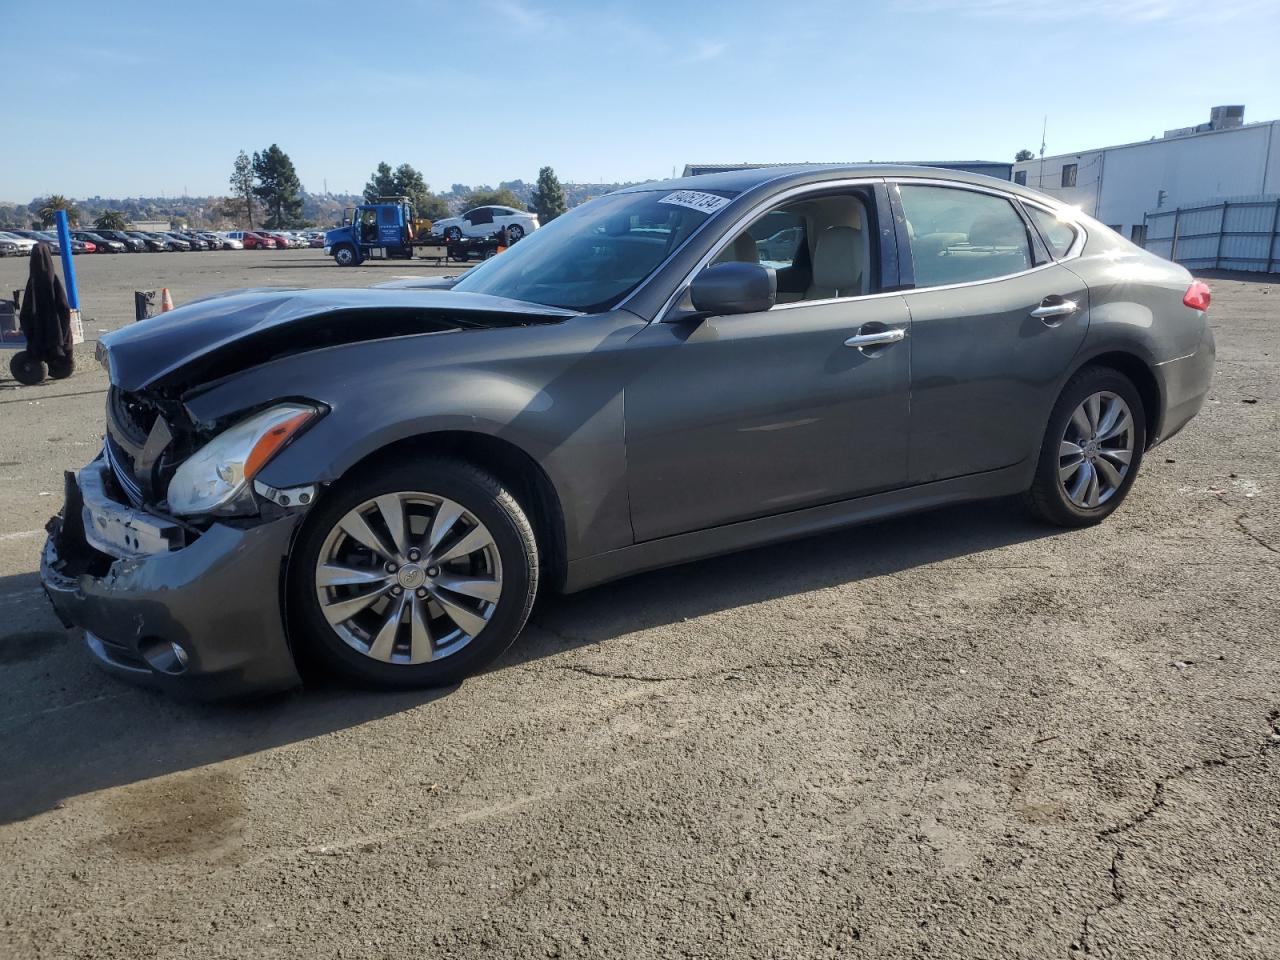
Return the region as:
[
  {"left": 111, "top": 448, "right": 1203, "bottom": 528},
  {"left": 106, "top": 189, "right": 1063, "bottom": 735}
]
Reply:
[{"left": 324, "top": 198, "right": 417, "bottom": 266}]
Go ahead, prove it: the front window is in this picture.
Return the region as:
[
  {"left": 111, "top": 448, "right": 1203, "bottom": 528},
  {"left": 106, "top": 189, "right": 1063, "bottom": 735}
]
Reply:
[
  {"left": 710, "top": 188, "right": 878, "bottom": 303},
  {"left": 452, "top": 188, "right": 733, "bottom": 312}
]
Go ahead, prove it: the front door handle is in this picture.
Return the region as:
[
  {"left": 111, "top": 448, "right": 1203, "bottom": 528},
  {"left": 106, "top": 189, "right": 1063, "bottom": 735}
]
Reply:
[
  {"left": 844, "top": 328, "right": 906, "bottom": 349},
  {"left": 1030, "top": 298, "right": 1078, "bottom": 320}
]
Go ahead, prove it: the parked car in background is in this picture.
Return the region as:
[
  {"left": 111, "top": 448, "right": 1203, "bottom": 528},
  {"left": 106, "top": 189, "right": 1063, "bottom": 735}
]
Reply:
[
  {"left": 265, "top": 231, "right": 296, "bottom": 249},
  {"left": 97, "top": 230, "right": 147, "bottom": 252},
  {"left": 73, "top": 231, "right": 127, "bottom": 253},
  {"left": 0, "top": 231, "right": 37, "bottom": 255},
  {"left": 128, "top": 232, "right": 169, "bottom": 252},
  {"left": 198, "top": 232, "right": 236, "bottom": 250},
  {"left": 0, "top": 236, "right": 17, "bottom": 257},
  {"left": 305, "top": 231, "right": 326, "bottom": 248},
  {"left": 227, "top": 230, "right": 276, "bottom": 249},
  {"left": 214, "top": 233, "right": 245, "bottom": 250},
  {"left": 431, "top": 206, "right": 539, "bottom": 241},
  {"left": 143, "top": 232, "right": 187, "bottom": 251},
  {"left": 172, "top": 232, "right": 209, "bottom": 251},
  {"left": 18, "top": 231, "right": 61, "bottom": 253},
  {"left": 50, "top": 232, "right": 93, "bottom": 254}
]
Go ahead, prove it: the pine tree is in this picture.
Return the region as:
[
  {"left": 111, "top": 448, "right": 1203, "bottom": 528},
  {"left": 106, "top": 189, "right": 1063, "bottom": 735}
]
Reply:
[
  {"left": 363, "top": 162, "right": 398, "bottom": 202},
  {"left": 230, "top": 150, "right": 255, "bottom": 228},
  {"left": 530, "top": 166, "right": 567, "bottom": 224},
  {"left": 252, "top": 144, "right": 304, "bottom": 228}
]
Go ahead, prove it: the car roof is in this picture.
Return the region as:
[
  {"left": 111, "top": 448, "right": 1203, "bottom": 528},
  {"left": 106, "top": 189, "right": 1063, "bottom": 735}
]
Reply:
[{"left": 615, "top": 163, "right": 1062, "bottom": 206}]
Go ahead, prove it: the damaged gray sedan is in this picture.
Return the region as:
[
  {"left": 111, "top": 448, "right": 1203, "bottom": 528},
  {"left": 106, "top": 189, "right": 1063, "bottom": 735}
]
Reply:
[{"left": 41, "top": 165, "right": 1215, "bottom": 698}]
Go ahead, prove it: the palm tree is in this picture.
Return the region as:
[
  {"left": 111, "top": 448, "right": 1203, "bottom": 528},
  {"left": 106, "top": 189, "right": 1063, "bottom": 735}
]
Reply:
[
  {"left": 38, "top": 195, "right": 79, "bottom": 227},
  {"left": 94, "top": 210, "right": 129, "bottom": 231}
]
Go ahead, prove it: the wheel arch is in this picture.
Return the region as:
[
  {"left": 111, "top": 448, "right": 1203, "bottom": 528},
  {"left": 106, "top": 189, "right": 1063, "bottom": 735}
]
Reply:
[
  {"left": 326, "top": 430, "right": 568, "bottom": 592},
  {"left": 1065, "top": 349, "right": 1162, "bottom": 448}
]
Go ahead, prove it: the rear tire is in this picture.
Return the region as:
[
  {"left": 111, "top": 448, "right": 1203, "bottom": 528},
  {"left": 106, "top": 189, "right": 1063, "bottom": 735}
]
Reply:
[
  {"left": 507, "top": 224, "right": 525, "bottom": 241},
  {"left": 289, "top": 458, "right": 539, "bottom": 689},
  {"left": 1025, "top": 366, "right": 1146, "bottom": 527},
  {"left": 47, "top": 355, "right": 75, "bottom": 379}
]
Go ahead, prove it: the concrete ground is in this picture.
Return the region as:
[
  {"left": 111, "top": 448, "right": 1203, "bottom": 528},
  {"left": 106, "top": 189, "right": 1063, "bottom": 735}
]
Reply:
[{"left": 0, "top": 256, "right": 1276, "bottom": 959}]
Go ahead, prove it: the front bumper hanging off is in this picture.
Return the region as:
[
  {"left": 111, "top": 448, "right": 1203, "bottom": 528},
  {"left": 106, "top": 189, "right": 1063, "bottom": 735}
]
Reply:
[{"left": 40, "top": 456, "right": 305, "bottom": 699}]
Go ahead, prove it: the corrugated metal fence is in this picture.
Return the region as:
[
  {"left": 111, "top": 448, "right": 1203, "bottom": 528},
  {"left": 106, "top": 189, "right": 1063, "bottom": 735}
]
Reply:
[{"left": 1142, "top": 195, "right": 1280, "bottom": 273}]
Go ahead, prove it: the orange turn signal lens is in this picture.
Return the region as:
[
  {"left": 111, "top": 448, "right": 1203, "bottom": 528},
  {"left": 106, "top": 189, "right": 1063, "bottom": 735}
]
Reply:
[{"left": 244, "top": 409, "right": 316, "bottom": 480}]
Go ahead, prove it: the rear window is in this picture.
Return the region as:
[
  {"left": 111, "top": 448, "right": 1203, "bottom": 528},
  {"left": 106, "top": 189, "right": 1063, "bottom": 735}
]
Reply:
[
  {"left": 899, "top": 185, "right": 1032, "bottom": 288},
  {"left": 1025, "top": 205, "right": 1079, "bottom": 259}
]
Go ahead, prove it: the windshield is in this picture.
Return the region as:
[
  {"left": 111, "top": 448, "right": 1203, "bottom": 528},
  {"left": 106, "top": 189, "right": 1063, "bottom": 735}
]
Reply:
[{"left": 451, "top": 188, "right": 734, "bottom": 312}]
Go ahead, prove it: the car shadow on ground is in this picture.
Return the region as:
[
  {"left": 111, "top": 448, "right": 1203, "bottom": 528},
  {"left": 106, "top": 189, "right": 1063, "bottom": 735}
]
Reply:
[{"left": 0, "top": 497, "right": 1059, "bottom": 826}]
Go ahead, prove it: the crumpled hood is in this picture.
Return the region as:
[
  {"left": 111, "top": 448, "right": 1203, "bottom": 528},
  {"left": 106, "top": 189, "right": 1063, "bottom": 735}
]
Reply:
[{"left": 100, "top": 286, "right": 578, "bottom": 393}]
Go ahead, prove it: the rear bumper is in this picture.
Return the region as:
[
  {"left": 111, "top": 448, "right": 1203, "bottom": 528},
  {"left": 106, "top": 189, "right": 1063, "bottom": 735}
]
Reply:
[
  {"left": 1153, "top": 324, "right": 1216, "bottom": 445},
  {"left": 40, "top": 459, "right": 304, "bottom": 700}
]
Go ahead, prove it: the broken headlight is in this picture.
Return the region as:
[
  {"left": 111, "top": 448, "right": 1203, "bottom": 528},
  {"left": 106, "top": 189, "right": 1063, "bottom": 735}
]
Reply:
[{"left": 167, "top": 403, "right": 320, "bottom": 516}]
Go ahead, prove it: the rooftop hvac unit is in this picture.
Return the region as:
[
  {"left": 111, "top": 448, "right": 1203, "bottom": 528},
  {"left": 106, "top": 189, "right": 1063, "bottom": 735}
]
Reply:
[{"left": 1209, "top": 105, "right": 1244, "bottom": 129}]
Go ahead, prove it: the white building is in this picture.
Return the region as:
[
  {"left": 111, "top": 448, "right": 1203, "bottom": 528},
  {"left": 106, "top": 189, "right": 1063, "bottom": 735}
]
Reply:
[{"left": 1012, "top": 107, "right": 1280, "bottom": 245}]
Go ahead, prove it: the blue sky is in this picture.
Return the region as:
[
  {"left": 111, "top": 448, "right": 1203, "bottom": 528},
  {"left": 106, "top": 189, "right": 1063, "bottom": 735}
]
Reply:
[{"left": 4, "top": 0, "right": 1278, "bottom": 201}]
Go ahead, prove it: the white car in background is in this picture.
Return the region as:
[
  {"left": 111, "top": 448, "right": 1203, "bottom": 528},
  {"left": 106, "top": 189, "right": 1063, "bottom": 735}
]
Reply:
[
  {"left": 0, "top": 231, "right": 37, "bottom": 256},
  {"left": 431, "top": 206, "right": 539, "bottom": 241}
]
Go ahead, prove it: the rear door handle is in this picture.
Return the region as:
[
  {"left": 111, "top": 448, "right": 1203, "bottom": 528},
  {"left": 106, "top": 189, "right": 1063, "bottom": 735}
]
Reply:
[
  {"left": 1030, "top": 298, "right": 1078, "bottom": 320},
  {"left": 844, "top": 328, "right": 906, "bottom": 349}
]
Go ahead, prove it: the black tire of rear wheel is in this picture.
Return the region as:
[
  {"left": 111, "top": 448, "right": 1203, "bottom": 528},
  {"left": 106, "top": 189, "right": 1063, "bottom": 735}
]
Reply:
[
  {"left": 9, "top": 351, "right": 46, "bottom": 385},
  {"left": 47, "top": 355, "right": 75, "bottom": 379},
  {"left": 1024, "top": 365, "right": 1147, "bottom": 527},
  {"left": 288, "top": 458, "right": 539, "bottom": 689}
]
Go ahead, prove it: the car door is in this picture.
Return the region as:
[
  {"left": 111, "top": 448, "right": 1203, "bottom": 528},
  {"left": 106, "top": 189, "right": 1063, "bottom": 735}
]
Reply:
[
  {"left": 626, "top": 183, "right": 913, "bottom": 542},
  {"left": 893, "top": 181, "right": 1090, "bottom": 484},
  {"left": 464, "top": 207, "right": 495, "bottom": 237}
]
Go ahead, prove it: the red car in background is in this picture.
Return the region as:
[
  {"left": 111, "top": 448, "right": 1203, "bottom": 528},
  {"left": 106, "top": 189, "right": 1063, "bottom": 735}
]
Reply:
[
  {"left": 265, "top": 232, "right": 295, "bottom": 249},
  {"left": 227, "top": 231, "right": 276, "bottom": 249}
]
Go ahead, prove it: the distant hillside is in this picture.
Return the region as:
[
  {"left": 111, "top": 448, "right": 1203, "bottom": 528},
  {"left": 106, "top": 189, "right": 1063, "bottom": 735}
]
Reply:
[{"left": 0, "top": 180, "right": 655, "bottom": 230}]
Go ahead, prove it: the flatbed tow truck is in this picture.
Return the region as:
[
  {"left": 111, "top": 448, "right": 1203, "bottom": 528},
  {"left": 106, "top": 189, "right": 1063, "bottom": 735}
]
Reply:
[{"left": 323, "top": 196, "right": 505, "bottom": 266}]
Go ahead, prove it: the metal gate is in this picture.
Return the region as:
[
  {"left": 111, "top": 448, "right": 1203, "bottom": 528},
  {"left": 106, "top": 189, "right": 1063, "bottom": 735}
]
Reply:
[{"left": 1142, "top": 196, "right": 1280, "bottom": 273}]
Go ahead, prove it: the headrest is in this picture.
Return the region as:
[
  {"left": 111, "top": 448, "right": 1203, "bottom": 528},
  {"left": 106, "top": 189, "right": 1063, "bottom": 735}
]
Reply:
[
  {"left": 968, "top": 215, "right": 1024, "bottom": 247},
  {"left": 811, "top": 226, "right": 862, "bottom": 293}
]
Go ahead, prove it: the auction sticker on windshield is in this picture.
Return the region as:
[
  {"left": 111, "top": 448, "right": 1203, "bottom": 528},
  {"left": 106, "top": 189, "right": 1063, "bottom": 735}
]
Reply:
[{"left": 658, "top": 190, "right": 731, "bottom": 214}]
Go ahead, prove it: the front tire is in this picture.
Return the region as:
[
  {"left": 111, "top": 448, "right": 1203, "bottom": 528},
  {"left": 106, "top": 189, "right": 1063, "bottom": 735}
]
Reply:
[
  {"left": 1025, "top": 366, "right": 1146, "bottom": 527},
  {"left": 333, "top": 244, "right": 358, "bottom": 267},
  {"left": 289, "top": 459, "right": 538, "bottom": 689}
]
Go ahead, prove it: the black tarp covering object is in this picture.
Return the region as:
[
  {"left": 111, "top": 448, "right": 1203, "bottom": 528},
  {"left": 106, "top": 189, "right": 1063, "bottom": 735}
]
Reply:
[{"left": 19, "top": 243, "right": 73, "bottom": 365}]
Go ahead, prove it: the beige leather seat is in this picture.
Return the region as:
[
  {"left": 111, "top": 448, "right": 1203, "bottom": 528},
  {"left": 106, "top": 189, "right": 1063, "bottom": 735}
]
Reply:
[
  {"left": 805, "top": 225, "right": 865, "bottom": 299},
  {"left": 712, "top": 231, "right": 760, "bottom": 266}
]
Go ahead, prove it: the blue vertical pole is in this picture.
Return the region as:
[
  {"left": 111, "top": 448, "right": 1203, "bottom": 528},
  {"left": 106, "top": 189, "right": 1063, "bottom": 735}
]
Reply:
[{"left": 54, "top": 210, "right": 80, "bottom": 310}]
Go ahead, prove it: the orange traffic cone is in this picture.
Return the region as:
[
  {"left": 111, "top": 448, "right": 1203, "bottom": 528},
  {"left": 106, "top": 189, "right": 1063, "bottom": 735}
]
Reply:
[{"left": 160, "top": 288, "right": 174, "bottom": 313}]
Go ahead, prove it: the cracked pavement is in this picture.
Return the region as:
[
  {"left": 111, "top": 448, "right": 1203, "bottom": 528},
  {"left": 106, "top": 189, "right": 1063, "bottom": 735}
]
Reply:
[{"left": 0, "top": 260, "right": 1277, "bottom": 958}]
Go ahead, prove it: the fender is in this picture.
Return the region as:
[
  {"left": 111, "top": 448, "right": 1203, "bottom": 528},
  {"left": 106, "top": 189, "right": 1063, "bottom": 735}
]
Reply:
[{"left": 183, "top": 313, "right": 646, "bottom": 560}]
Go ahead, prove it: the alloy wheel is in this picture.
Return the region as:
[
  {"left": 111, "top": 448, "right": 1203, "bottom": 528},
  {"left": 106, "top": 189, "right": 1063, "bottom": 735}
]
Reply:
[
  {"left": 1058, "top": 391, "right": 1135, "bottom": 508},
  {"left": 314, "top": 491, "right": 503, "bottom": 664}
]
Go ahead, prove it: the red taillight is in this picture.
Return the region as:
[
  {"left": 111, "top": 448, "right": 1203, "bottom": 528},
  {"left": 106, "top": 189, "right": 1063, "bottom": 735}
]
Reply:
[{"left": 1183, "top": 280, "right": 1211, "bottom": 311}]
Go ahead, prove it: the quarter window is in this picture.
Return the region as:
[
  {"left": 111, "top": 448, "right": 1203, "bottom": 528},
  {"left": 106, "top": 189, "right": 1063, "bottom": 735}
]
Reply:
[
  {"left": 1025, "top": 205, "right": 1079, "bottom": 259},
  {"left": 898, "top": 185, "right": 1032, "bottom": 287},
  {"left": 1061, "top": 163, "right": 1078, "bottom": 188},
  {"left": 712, "top": 190, "right": 877, "bottom": 303}
]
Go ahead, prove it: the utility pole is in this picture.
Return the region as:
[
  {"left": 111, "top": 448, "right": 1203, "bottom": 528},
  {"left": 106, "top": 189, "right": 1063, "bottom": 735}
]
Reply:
[{"left": 1038, "top": 116, "right": 1047, "bottom": 188}]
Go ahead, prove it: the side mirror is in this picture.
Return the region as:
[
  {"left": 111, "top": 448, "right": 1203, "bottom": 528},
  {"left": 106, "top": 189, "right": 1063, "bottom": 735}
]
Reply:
[{"left": 689, "top": 262, "right": 777, "bottom": 317}]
